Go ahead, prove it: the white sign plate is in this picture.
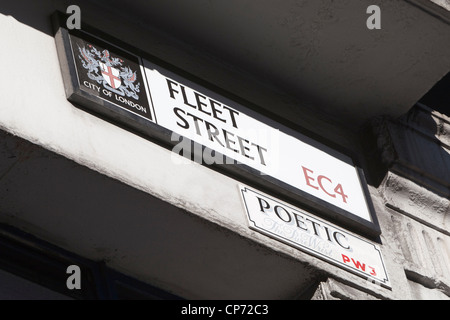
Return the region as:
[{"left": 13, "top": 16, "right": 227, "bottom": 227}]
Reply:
[
  {"left": 143, "top": 59, "right": 374, "bottom": 225},
  {"left": 240, "top": 185, "right": 390, "bottom": 288},
  {"left": 55, "top": 24, "right": 379, "bottom": 235}
]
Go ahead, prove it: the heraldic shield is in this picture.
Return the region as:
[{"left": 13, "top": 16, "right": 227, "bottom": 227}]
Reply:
[
  {"left": 69, "top": 31, "right": 153, "bottom": 122},
  {"left": 100, "top": 61, "right": 121, "bottom": 89}
]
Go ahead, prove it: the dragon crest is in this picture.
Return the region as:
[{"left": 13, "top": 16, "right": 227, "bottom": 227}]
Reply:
[{"left": 78, "top": 44, "right": 141, "bottom": 99}]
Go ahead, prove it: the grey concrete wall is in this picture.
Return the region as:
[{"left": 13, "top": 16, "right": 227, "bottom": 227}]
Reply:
[{"left": 366, "top": 105, "right": 450, "bottom": 300}]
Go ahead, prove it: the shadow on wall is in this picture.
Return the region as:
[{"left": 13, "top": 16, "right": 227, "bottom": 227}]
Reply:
[
  {"left": 0, "top": 1, "right": 60, "bottom": 35},
  {"left": 420, "top": 72, "right": 450, "bottom": 116},
  {"left": 362, "top": 72, "right": 450, "bottom": 198}
]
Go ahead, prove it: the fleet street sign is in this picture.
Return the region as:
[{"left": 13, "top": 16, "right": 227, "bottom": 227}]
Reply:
[
  {"left": 240, "top": 185, "right": 390, "bottom": 288},
  {"left": 53, "top": 13, "right": 380, "bottom": 237},
  {"left": 143, "top": 61, "right": 375, "bottom": 225}
]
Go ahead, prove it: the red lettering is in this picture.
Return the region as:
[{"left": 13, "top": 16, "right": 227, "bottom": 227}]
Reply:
[
  {"left": 351, "top": 258, "right": 366, "bottom": 271},
  {"left": 343, "top": 254, "right": 377, "bottom": 276},
  {"left": 302, "top": 166, "right": 319, "bottom": 190},
  {"left": 301, "top": 166, "right": 349, "bottom": 204},
  {"left": 334, "top": 184, "right": 348, "bottom": 203},
  {"left": 318, "top": 175, "right": 336, "bottom": 198},
  {"left": 342, "top": 254, "right": 350, "bottom": 264}
]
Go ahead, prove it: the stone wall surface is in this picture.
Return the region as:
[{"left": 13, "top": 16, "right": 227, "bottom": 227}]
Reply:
[{"left": 372, "top": 105, "right": 450, "bottom": 299}]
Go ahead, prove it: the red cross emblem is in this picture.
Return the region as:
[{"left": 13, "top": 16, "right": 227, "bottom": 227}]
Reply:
[{"left": 100, "top": 62, "right": 121, "bottom": 89}]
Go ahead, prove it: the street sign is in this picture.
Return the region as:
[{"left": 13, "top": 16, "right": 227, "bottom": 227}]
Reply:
[
  {"left": 54, "top": 16, "right": 380, "bottom": 237},
  {"left": 144, "top": 59, "right": 374, "bottom": 224},
  {"left": 240, "top": 185, "right": 390, "bottom": 288}
]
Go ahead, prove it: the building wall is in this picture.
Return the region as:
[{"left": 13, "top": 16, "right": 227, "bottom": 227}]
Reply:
[
  {"left": 0, "top": 1, "right": 449, "bottom": 299},
  {"left": 368, "top": 105, "right": 450, "bottom": 299}
]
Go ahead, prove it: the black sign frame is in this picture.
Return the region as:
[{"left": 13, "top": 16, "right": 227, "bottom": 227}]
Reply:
[{"left": 52, "top": 11, "right": 381, "bottom": 239}]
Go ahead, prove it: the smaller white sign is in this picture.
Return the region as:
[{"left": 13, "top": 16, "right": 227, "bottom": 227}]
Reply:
[{"left": 240, "top": 185, "right": 390, "bottom": 288}]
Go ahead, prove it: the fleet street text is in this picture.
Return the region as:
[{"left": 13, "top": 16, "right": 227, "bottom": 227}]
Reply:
[{"left": 167, "top": 78, "right": 268, "bottom": 166}]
